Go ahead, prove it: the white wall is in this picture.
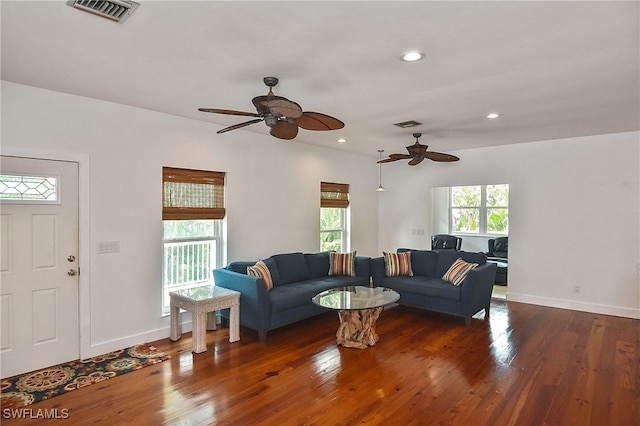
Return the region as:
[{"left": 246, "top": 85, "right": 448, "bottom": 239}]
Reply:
[
  {"left": 3, "top": 81, "right": 638, "bottom": 360},
  {"left": 379, "top": 131, "right": 640, "bottom": 319},
  {"left": 1, "top": 81, "right": 380, "bottom": 355}
]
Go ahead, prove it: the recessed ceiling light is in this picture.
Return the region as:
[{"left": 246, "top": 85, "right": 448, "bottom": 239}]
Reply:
[
  {"left": 486, "top": 113, "right": 500, "bottom": 119},
  {"left": 401, "top": 50, "right": 425, "bottom": 62},
  {"left": 337, "top": 138, "right": 347, "bottom": 143}
]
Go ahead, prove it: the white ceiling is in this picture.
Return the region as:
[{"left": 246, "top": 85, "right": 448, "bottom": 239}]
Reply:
[{"left": 2, "top": 1, "right": 638, "bottom": 158}]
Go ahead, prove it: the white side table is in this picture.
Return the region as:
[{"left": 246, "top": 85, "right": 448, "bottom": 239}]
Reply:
[{"left": 170, "top": 285, "right": 240, "bottom": 353}]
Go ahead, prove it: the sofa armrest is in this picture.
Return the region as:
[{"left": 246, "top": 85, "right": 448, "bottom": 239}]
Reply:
[
  {"left": 213, "top": 268, "right": 271, "bottom": 331},
  {"left": 354, "top": 256, "right": 371, "bottom": 279},
  {"left": 370, "top": 257, "right": 385, "bottom": 286},
  {"left": 460, "top": 262, "right": 497, "bottom": 315}
]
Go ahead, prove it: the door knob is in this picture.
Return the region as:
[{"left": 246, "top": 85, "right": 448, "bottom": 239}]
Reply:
[{"left": 67, "top": 269, "right": 78, "bottom": 276}]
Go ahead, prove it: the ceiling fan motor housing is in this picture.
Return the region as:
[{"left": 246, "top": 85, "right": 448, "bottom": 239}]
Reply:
[{"left": 264, "top": 115, "right": 278, "bottom": 127}]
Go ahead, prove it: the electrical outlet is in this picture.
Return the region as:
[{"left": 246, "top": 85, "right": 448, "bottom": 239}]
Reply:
[{"left": 574, "top": 286, "right": 581, "bottom": 293}]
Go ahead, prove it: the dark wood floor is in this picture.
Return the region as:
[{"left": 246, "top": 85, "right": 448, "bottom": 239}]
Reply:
[{"left": 4, "top": 299, "right": 639, "bottom": 425}]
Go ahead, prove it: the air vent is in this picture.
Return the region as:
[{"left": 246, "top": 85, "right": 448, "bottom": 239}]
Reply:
[
  {"left": 393, "top": 120, "right": 423, "bottom": 128},
  {"left": 66, "top": 0, "right": 139, "bottom": 23}
]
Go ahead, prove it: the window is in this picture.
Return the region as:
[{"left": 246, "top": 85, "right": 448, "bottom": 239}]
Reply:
[
  {"left": 162, "top": 167, "right": 226, "bottom": 315},
  {"left": 320, "top": 182, "right": 350, "bottom": 252},
  {"left": 450, "top": 184, "right": 508, "bottom": 235},
  {"left": 0, "top": 174, "right": 58, "bottom": 202}
]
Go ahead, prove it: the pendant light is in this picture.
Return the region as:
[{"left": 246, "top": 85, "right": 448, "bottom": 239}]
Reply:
[{"left": 375, "top": 150, "right": 387, "bottom": 192}]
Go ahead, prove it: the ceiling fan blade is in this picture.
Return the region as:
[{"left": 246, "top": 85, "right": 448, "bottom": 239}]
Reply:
[
  {"left": 268, "top": 99, "right": 303, "bottom": 118},
  {"left": 408, "top": 155, "right": 426, "bottom": 166},
  {"left": 198, "top": 108, "right": 260, "bottom": 117},
  {"left": 389, "top": 154, "right": 412, "bottom": 160},
  {"left": 378, "top": 154, "right": 411, "bottom": 163},
  {"left": 270, "top": 121, "right": 299, "bottom": 140},
  {"left": 425, "top": 151, "right": 460, "bottom": 162},
  {"left": 216, "top": 118, "right": 264, "bottom": 134},
  {"left": 296, "top": 112, "right": 345, "bottom": 131}
]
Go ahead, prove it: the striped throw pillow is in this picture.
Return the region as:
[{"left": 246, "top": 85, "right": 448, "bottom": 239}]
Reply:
[
  {"left": 442, "top": 258, "right": 478, "bottom": 286},
  {"left": 384, "top": 251, "right": 414, "bottom": 277},
  {"left": 247, "top": 260, "right": 273, "bottom": 290},
  {"left": 328, "top": 251, "right": 356, "bottom": 277}
]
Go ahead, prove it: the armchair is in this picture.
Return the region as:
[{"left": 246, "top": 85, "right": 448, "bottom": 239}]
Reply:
[
  {"left": 431, "top": 234, "right": 462, "bottom": 251},
  {"left": 487, "top": 237, "right": 508, "bottom": 259},
  {"left": 486, "top": 236, "right": 508, "bottom": 284}
]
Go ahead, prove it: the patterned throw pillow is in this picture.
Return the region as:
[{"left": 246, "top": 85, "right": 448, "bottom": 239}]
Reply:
[
  {"left": 328, "top": 251, "right": 356, "bottom": 276},
  {"left": 384, "top": 251, "right": 414, "bottom": 277},
  {"left": 442, "top": 258, "right": 478, "bottom": 286},
  {"left": 247, "top": 260, "right": 273, "bottom": 290}
]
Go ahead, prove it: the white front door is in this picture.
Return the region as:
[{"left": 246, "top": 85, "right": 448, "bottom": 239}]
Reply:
[{"left": 0, "top": 156, "right": 79, "bottom": 378}]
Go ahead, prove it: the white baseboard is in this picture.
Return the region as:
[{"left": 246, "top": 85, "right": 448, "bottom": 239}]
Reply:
[
  {"left": 89, "top": 321, "right": 193, "bottom": 357},
  {"left": 507, "top": 292, "right": 640, "bottom": 319}
]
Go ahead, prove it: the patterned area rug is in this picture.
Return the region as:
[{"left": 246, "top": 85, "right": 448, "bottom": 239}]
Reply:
[{"left": 0, "top": 343, "right": 170, "bottom": 409}]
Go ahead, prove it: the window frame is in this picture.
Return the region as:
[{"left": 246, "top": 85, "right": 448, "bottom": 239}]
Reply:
[
  {"left": 449, "top": 184, "right": 509, "bottom": 236},
  {"left": 320, "top": 206, "right": 350, "bottom": 253},
  {"left": 161, "top": 167, "right": 226, "bottom": 316},
  {"left": 320, "top": 181, "right": 350, "bottom": 253}
]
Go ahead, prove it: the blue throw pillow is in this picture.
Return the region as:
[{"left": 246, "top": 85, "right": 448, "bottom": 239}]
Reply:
[
  {"left": 262, "top": 257, "right": 282, "bottom": 286},
  {"left": 272, "top": 252, "right": 311, "bottom": 285},
  {"left": 405, "top": 250, "right": 438, "bottom": 277},
  {"left": 305, "top": 252, "right": 330, "bottom": 278}
]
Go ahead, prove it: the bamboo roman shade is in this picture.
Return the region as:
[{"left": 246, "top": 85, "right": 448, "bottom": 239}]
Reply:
[
  {"left": 320, "top": 181, "right": 350, "bottom": 208},
  {"left": 163, "top": 167, "right": 226, "bottom": 220}
]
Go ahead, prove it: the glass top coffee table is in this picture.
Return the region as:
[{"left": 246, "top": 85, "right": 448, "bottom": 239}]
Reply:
[{"left": 312, "top": 286, "right": 399, "bottom": 349}]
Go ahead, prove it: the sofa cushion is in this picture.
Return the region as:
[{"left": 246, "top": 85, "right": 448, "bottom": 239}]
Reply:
[
  {"left": 384, "top": 251, "right": 413, "bottom": 277},
  {"left": 271, "top": 252, "right": 310, "bottom": 285},
  {"left": 247, "top": 260, "right": 273, "bottom": 290},
  {"left": 305, "top": 252, "right": 330, "bottom": 278},
  {"left": 442, "top": 258, "right": 478, "bottom": 286},
  {"left": 227, "top": 261, "right": 255, "bottom": 274},
  {"left": 436, "top": 250, "right": 487, "bottom": 277},
  {"left": 383, "top": 276, "right": 461, "bottom": 301},
  {"left": 259, "top": 257, "right": 281, "bottom": 286},
  {"left": 269, "top": 276, "right": 364, "bottom": 313},
  {"left": 328, "top": 251, "right": 356, "bottom": 276},
  {"left": 400, "top": 249, "right": 438, "bottom": 277}
]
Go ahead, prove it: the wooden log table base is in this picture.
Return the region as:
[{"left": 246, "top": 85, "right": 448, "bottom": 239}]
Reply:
[{"left": 336, "top": 307, "right": 383, "bottom": 349}]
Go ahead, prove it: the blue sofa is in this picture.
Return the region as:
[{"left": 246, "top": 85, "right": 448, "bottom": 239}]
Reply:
[
  {"left": 213, "top": 252, "right": 370, "bottom": 340},
  {"left": 371, "top": 249, "right": 497, "bottom": 326}
]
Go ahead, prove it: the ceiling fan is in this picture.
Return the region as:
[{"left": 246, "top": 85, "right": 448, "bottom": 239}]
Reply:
[
  {"left": 378, "top": 133, "right": 460, "bottom": 166},
  {"left": 198, "top": 77, "right": 344, "bottom": 140}
]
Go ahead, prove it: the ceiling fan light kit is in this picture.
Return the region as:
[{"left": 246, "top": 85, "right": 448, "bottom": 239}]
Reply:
[
  {"left": 198, "top": 77, "right": 344, "bottom": 140},
  {"left": 376, "top": 149, "right": 387, "bottom": 192}
]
